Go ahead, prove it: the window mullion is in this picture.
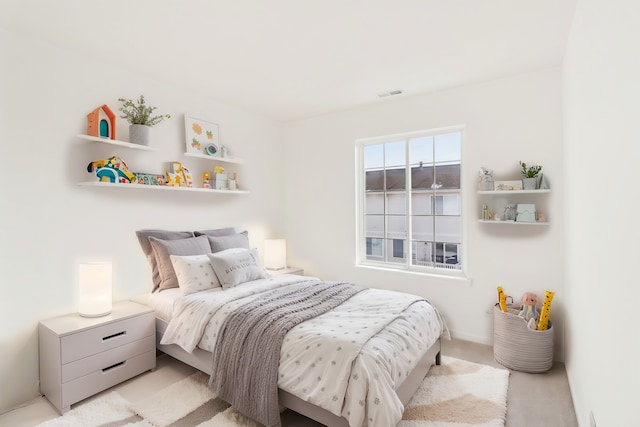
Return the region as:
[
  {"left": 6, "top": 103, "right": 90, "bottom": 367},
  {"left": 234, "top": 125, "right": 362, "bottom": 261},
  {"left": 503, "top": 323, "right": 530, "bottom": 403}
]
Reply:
[{"left": 405, "top": 138, "right": 412, "bottom": 268}]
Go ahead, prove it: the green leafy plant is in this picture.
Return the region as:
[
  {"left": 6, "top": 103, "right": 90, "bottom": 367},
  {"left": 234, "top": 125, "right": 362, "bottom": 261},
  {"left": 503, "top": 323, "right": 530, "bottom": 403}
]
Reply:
[
  {"left": 118, "top": 95, "right": 170, "bottom": 126},
  {"left": 519, "top": 161, "right": 542, "bottom": 178}
]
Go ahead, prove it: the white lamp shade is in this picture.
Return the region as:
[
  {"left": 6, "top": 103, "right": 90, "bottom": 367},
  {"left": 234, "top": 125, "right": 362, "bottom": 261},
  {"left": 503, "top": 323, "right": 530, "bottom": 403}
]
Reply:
[
  {"left": 264, "top": 239, "right": 287, "bottom": 270},
  {"left": 79, "top": 262, "right": 112, "bottom": 317}
]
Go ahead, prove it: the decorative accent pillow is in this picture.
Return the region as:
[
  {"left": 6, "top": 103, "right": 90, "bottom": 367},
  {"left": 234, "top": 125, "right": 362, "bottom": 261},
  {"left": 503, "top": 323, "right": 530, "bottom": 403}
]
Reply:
[
  {"left": 207, "top": 248, "right": 267, "bottom": 289},
  {"left": 149, "top": 235, "right": 211, "bottom": 291},
  {"left": 170, "top": 254, "right": 221, "bottom": 295},
  {"left": 206, "top": 231, "right": 250, "bottom": 253},
  {"left": 136, "top": 230, "right": 194, "bottom": 291},
  {"left": 194, "top": 227, "right": 237, "bottom": 237}
]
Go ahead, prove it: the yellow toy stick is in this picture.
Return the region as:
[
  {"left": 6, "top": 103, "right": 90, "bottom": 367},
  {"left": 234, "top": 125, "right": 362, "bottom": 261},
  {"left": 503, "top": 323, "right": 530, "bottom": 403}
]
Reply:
[
  {"left": 497, "top": 286, "right": 508, "bottom": 312},
  {"left": 537, "top": 290, "right": 555, "bottom": 330}
]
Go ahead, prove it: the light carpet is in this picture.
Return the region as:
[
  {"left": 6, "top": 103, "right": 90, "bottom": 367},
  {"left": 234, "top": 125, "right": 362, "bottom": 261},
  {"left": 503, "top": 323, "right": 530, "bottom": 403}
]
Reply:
[{"left": 36, "top": 357, "right": 508, "bottom": 427}]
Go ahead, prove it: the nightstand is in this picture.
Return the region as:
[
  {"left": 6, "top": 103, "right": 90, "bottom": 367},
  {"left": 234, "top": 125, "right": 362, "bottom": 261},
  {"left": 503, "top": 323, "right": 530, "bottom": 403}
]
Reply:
[
  {"left": 39, "top": 300, "right": 156, "bottom": 413},
  {"left": 267, "top": 267, "right": 304, "bottom": 276}
]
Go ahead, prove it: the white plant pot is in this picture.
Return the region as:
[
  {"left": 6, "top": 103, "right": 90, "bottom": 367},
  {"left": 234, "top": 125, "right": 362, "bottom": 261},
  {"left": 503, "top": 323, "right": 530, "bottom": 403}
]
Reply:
[
  {"left": 522, "top": 177, "right": 537, "bottom": 190},
  {"left": 129, "top": 124, "right": 151, "bottom": 146}
]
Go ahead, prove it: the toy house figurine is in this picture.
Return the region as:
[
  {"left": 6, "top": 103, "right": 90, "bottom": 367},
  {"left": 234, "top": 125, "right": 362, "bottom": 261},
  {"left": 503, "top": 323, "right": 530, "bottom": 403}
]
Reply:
[{"left": 86, "top": 104, "right": 117, "bottom": 139}]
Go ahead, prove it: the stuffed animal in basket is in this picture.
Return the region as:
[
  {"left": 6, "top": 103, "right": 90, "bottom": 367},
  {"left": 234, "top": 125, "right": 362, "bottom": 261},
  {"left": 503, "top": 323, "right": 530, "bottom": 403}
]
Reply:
[{"left": 518, "top": 292, "right": 539, "bottom": 322}]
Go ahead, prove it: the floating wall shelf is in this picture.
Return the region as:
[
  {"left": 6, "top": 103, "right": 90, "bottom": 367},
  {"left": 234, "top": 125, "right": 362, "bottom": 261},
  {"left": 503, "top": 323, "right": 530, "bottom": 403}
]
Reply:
[
  {"left": 77, "top": 181, "right": 249, "bottom": 194},
  {"left": 183, "top": 152, "right": 244, "bottom": 164},
  {"left": 77, "top": 134, "right": 157, "bottom": 151}
]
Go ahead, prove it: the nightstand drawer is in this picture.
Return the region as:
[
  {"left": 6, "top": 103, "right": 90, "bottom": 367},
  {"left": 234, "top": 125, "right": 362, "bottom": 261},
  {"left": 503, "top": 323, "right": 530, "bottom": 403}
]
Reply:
[
  {"left": 61, "top": 334, "right": 155, "bottom": 382},
  {"left": 61, "top": 349, "right": 155, "bottom": 409},
  {"left": 61, "top": 313, "right": 154, "bottom": 363}
]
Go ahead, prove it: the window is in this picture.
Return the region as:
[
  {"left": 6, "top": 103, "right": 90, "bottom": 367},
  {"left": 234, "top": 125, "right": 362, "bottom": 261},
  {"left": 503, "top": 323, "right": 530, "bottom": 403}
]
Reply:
[{"left": 356, "top": 127, "right": 463, "bottom": 274}]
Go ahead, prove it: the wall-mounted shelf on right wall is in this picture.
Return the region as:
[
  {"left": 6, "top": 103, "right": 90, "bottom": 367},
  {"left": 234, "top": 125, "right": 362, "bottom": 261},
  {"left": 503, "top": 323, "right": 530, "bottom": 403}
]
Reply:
[{"left": 478, "top": 189, "right": 550, "bottom": 225}]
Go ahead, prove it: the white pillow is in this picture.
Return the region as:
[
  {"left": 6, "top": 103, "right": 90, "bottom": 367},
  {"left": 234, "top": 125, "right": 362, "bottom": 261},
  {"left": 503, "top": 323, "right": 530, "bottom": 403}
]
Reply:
[
  {"left": 207, "top": 248, "right": 267, "bottom": 289},
  {"left": 170, "top": 254, "right": 222, "bottom": 295}
]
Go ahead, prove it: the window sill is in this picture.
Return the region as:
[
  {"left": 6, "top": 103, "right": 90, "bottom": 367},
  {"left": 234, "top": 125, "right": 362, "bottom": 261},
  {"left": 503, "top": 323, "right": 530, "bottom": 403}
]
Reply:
[{"left": 355, "top": 262, "right": 472, "bottom": 286}]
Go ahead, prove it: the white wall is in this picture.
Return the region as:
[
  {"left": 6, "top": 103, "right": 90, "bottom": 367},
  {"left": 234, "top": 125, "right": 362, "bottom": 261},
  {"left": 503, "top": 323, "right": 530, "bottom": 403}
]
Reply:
[
  {"left": 283, "top": 68, "right": 565, "bottom": 353},
  {"left": 0, "top": 28, "right": 285, "bottom": 412},
  {"left": 563, "top": 1, "right": 640, "bottom": 426}
]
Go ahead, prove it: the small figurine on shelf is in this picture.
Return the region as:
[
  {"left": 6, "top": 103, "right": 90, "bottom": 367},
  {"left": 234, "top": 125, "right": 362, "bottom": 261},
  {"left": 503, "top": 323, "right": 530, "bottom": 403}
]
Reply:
[
  {"left": 165, "top": 162, "right": 193, "bottom": 187},
  {"left": 202, "top": 172, "right": 211, "bottom": 189},
  {"left": 228, "top": 173, "right": 237, "bottom": 190},
  {"left": 478, "top": 167, "right": 494, "bottom": 191},
  {"left": 213, "top": 166, "right": 227, "bottom": 190}
]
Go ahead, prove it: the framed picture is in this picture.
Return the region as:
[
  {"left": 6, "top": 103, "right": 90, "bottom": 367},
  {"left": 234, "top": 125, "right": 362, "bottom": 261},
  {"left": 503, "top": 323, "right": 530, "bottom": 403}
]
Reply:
[
  {"left": 494, "top": 180, "right": 523, "bottom": 191},
  {"left": 184, "top": 116, "right": 220, "bottom": 156}
]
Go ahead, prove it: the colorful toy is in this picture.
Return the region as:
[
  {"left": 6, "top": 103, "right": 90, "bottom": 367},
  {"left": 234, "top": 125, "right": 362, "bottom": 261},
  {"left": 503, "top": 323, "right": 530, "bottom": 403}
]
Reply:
[
  {"left": 518, "top": 292, "right": 539, "bottom": 322},
  {"left": 166, "top": 162, "right": 193, "bottom": 187},
  {"left": 135, "top": 173, "right": 165, "bottom": 186},
  {"left": 87, "top": 156, "right": 135, "bottom": 183},
  {"left": 203, "top": 172, "right": 211, "bottom": 188},
  {"left": 497, "top": 286, "right": 508, "bottom": 312},
  {"left": 205, "top": 144, "right": 217, "bottom": 155},
  {"left": 536, "top": 290, "right": 555, "bottom": 330}
]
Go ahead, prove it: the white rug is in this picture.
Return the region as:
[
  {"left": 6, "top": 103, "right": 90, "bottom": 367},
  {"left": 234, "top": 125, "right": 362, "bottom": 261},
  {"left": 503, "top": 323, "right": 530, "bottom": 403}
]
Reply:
[{"left": 36, "top": 357, "right": 508, "bottom": 427}]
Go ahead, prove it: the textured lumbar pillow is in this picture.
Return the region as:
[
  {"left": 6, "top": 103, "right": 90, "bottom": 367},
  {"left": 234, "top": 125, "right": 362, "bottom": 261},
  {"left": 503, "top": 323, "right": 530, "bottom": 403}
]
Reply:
[{"left": 207, "top": 248, "right": 267, "bottom": 289}]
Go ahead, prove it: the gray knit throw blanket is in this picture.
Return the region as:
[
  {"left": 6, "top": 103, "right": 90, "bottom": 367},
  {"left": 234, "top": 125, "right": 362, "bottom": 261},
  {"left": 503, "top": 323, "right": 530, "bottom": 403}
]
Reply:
[{"left": 209, "top": 280, "right": 364, "bottom": 427}]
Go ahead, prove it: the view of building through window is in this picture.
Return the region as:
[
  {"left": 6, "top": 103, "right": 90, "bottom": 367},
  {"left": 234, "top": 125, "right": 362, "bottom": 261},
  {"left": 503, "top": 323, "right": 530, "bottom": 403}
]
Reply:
[{"left": 358, "top": 129, "right": 462, "bottom": 272}]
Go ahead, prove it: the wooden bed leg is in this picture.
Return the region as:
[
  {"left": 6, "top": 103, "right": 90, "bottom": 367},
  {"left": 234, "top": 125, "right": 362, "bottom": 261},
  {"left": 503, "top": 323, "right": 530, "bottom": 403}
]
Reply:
[{"left": 435, "top": 351, "right": 442, "bottom": 365}]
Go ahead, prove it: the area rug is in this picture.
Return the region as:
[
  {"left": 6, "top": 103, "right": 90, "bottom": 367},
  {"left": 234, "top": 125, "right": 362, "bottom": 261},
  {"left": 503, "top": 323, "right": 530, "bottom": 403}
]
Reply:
[{"left": 36, "top": 356, "right": 508, "bottom": 427}]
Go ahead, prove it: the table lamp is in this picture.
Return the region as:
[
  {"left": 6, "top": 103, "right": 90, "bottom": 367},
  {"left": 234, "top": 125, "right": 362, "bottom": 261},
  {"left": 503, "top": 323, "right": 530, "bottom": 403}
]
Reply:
[
  {"left": 264, "top": 239, "right": 287, "bottom": 270},
  {"left": 78, "top": 262, "right": 112, "bottom": 317}
]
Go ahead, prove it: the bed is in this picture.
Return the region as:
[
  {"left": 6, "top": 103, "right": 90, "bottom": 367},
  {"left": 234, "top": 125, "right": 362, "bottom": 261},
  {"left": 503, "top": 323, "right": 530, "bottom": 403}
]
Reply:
[{"left": 136, "top": 229, "right": 447, "bottom": 427}]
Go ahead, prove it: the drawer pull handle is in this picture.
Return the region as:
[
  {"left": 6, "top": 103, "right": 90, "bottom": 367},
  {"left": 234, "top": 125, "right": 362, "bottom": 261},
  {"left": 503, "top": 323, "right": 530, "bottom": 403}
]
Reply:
[
  {"left": 102, "top": 361, "right": 125, "bottom": 372},
  {"left": 102, "top": 331, "right": 126, "bottom": 341}
]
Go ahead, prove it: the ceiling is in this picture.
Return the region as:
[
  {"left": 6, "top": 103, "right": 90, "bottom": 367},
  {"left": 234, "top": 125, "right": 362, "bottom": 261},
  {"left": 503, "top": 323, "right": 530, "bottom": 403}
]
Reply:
[{"left": 1, "top": 0, "right": 576, "bottom": 122}]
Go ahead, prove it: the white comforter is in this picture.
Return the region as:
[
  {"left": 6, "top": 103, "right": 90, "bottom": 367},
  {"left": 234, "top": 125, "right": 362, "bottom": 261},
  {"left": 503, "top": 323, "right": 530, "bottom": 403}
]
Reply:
[{"left": 160, "top": 275, "right": 446, "bottom": 427}]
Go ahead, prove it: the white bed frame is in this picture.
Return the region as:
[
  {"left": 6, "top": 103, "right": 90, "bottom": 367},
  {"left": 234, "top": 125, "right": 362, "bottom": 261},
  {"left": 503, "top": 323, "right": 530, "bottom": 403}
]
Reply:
[{"left": 155, "top": 318, "right": 441, "bottom": 427}]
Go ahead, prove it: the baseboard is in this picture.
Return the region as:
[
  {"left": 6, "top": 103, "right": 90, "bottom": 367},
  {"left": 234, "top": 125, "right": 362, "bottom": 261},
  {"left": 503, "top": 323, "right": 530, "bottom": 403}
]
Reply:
[{"left": 448, "top": 329, "right": 493, "bottom": 346}]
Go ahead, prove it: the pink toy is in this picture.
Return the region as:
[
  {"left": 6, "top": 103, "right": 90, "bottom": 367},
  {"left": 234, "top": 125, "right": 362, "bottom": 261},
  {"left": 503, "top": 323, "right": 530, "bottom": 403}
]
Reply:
[{"left": 518, "top": 292, "right": 539, "bottom": 322}]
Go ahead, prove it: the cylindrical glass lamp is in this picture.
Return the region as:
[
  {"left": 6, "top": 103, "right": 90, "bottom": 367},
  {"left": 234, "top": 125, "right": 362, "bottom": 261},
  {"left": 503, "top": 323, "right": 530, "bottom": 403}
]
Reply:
[
  {"left": 264, "top": 239, "right": 287, "bottom": 270},
  {"left": 78, "top": 262, "right": 112, "bottom": 317}
]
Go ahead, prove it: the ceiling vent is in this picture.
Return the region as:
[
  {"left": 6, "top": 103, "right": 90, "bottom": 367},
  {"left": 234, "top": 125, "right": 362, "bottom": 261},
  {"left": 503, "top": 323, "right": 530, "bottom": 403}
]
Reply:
[{"left": 378, "top": 89, "right": 403, "bottom": 98}]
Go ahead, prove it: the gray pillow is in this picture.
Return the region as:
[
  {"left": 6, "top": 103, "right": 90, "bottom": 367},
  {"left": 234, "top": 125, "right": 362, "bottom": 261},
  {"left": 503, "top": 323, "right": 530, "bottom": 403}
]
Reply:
[
  {"left": 194, "top": 227, "right": 237, "bottom": 237},
  {"left": 136, "top": 230, "right": 194, "bottom": 291},
  {"left": 207, "top": 231, "right": 250, "bottom": 252},
  {"left": 207, "top": 248, "right": 267, "bottom": 289},
  {"left": 149, "top": 235, "right": 211, "bottom": 291}
]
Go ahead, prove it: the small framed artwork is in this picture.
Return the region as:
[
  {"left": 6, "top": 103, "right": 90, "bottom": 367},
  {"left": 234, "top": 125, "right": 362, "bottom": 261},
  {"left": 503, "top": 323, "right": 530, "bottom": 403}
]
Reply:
[
  {"left": 494, "top": 180, "right": 523, "bottom": 191},
  {"left": 184, "top": 116, "right": 220, "bottom": 156}
]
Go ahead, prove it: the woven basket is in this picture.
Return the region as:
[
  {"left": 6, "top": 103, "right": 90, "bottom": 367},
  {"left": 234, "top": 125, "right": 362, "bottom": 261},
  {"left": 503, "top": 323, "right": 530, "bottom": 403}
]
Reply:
[{"left": 493, "top": 304, "right": 553, "bottom": 373}]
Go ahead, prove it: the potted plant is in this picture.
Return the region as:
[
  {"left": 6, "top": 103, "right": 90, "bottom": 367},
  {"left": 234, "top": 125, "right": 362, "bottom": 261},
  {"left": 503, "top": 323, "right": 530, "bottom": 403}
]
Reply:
[
  {"left": 118, "top": 95, "right": 170, "bottom": 145},
  {"left": 519, "top": 161, "right": 542, "bottom": 190}
]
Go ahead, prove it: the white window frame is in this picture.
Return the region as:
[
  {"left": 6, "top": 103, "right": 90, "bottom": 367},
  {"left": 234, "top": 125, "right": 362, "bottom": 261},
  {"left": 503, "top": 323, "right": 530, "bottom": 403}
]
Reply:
[{"left": 355, "top": 126, "right": 466, "bottom": 278}]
